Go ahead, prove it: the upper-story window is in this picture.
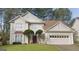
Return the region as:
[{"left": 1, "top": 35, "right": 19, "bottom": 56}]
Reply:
[{"left": 15, "top": 23, "right": 23, "bottom": 30}]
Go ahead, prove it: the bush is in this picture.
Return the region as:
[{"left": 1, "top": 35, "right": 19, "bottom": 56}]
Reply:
[
  {"left": 2, "top": 40, "right": 8, "bottom": 45},
  {"left": 13, "top": 42, "right": 22, "bottom": 44},
  {"left": 36, "top": 29, "right": 43, "bottom": 35},
  {"left": 0, "top": 32, "right": 9, "bottom": 45}
]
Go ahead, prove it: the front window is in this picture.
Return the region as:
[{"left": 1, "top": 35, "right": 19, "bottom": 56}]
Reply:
[{"left": 15, "top": 33, "right": 22, "bottom": 42}]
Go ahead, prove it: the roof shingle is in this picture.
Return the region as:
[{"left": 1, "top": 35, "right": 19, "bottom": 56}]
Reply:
[{"left": 43, "top": 20, "right": 60, "bottom": 30}]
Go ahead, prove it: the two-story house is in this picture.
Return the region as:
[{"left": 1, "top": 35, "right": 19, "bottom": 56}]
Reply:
[{"left": 9, "top": 11, "right": 74, "bottom": 45}]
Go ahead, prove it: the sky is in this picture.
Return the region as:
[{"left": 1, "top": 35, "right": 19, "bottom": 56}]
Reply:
[{"left": 70, "top": 8, "right": 79, "bottom": 19}]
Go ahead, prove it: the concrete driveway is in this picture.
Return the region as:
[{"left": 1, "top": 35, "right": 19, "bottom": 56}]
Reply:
[{"left": 55, "top": 44, "right": 79, "bottom": 51}]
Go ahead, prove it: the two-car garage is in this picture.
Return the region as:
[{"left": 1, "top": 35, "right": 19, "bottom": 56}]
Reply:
[{"left": 46, "top": 32, "right": 73, "bottom": 45}]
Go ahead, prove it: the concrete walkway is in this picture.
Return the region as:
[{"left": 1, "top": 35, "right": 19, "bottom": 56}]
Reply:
[{"left": 55, "top": 44, "right": 79, "bottom": 51}]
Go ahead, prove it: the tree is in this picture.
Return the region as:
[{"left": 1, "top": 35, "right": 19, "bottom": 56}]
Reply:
[
  {"left": 23, "top": 29, "right": 34, "bottom": 44},
  {"left": 4, "top": 8, "right": 22, "bottom": 32},
  {"left": 32, "top": 8, "right": 53, "bottom": 19},
  {"left": 69, "top": 17, "right": 77, "bottom": 27},
  {"left": 36, "top": 29, "right": 43, "bottom": 44},
  {"left": 53, "top": 8, "right": 72, "bottom": 21},
  {"left": 21, "top": 8, "right": 32, "bottom": 13}
]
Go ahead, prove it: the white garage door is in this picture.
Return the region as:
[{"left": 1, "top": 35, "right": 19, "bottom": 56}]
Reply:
[{"left": 47, "top": 33, "right": 73, "bottom": 45}]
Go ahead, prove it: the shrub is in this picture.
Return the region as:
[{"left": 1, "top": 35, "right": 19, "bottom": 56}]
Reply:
[
  {"left": 2, "top": 40, "right": 8, "bottom": 45},
  {"left": 36, "top": 29, "right": 43, "bottom": 35},
  {"left": 0, "top": 32, "right": 9, "bottom": 45},
  {"left": 13, "top": 42, "right": 22, "bottom": 44}
]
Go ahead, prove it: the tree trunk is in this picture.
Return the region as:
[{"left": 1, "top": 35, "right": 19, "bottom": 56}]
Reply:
[
  {"left": 28, "top": 35, "right": 32, "bottom": 44},
  {"left": 28, "top": 37, "right": 30, "bottom": 44},
  {"left": 38, "top": 36, "right": 41, "bottom": 44}
]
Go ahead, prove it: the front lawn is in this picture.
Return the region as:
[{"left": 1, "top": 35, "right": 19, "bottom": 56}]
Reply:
[{"left": 0, "top": 44, "right": 60, "bottom": 51}]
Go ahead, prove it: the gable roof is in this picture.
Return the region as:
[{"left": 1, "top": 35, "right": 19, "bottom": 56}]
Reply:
[
  {"left": 9, "top": 11, "right": 44, "bottom": 23},
  {"left": 23, "top": 11, "right": 44, "bottom": 23},
  {"left": 9, "top": 15, "right": 21, "bottom": 23},
  {"left": 72, "top": 17, "right": 79, "bottom": 31},
  {"left": 43, "top": 20, "right": 60, "bottom": 30},
  {"left": 43, "top": 20, "right": 75, "bottom": 32},
  {"left": 69, "top": 17, "right": 79, "bottom": 27}
]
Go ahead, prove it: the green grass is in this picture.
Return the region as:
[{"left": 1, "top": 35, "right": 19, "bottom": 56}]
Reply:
[{"left": 0, "top": 44, "right": 60, "bottom": 51}]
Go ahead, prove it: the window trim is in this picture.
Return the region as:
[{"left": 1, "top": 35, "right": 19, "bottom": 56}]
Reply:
[{"left": 50, "top": 35, "right": 69, "bottom": 38}]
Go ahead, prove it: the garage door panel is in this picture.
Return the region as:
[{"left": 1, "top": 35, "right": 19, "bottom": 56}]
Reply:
[{"left": 48, "top": 39, "right": 70, "bottom": 44}]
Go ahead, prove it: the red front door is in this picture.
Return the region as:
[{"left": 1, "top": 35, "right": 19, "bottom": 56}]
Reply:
[{"left": 33, "top": 35, "right": 37, "bottom": 43}]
